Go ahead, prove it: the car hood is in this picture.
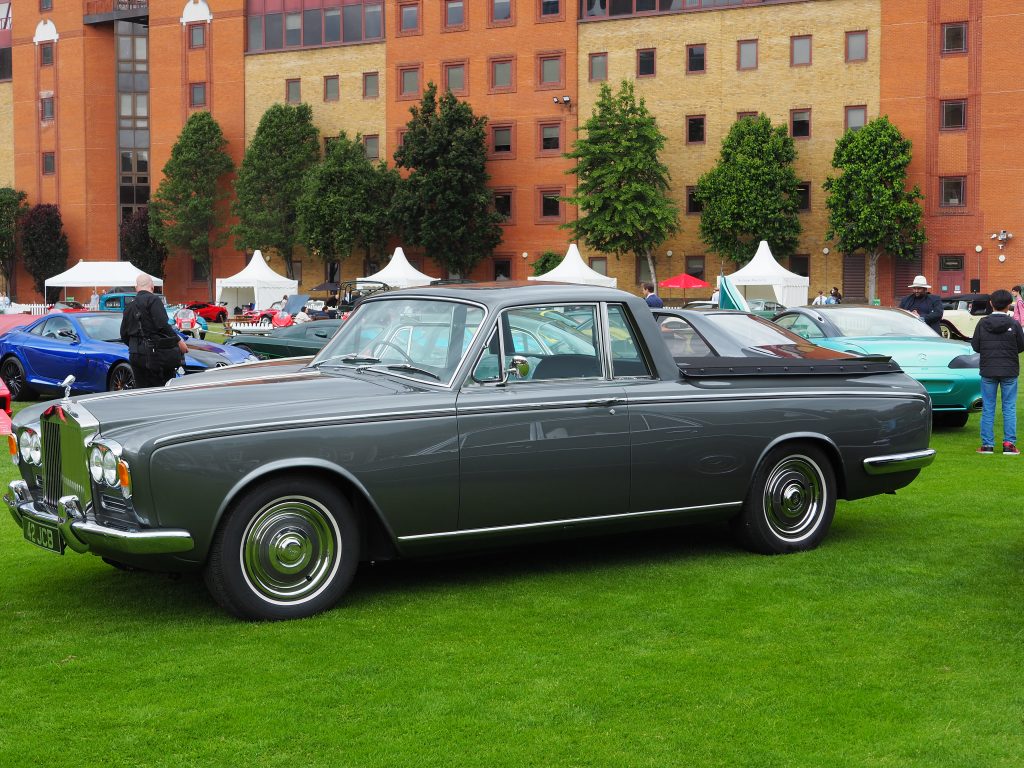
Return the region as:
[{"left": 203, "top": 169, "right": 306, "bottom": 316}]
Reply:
[
  {"left": 822, "top": 336, "right": 974, "bottom": 366},
  {"left": 13, "top": 358, "right": 445, "bottom": 453}
]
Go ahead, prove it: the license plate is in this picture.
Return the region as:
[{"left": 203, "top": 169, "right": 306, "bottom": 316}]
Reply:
[{"left": 23, "top": 518, "right": 65, "bottom": 554}]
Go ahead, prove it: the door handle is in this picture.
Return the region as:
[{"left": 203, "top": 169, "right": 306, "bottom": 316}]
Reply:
[{"left": 585, "top": 398, "right": 626, "bottom": 407}]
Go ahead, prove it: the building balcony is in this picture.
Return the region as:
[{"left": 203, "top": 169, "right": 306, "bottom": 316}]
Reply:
[{"left": 84, "top": 0, "right": 149, "bottom": 26}]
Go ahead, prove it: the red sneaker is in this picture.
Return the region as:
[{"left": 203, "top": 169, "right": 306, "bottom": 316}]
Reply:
[
  {"left": 977, "top": 445, "right": 994, "bottom": 454},
  {"left": 1003, "top": 442, "right": 1020, "bottom": 455}
]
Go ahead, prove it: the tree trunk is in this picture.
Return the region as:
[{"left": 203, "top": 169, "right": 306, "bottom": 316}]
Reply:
[
  {"left": 280, "top": 245, "right": 295, "bottom": 280},
  {"left": 867, "top": 249, "right": 881, "bottom": 303},
  {"left": 643, "top": 249, "right": 658, "bottom": 289}
]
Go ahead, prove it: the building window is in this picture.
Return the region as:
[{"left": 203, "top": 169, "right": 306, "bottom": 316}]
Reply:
[
  {"left": 190, "top": 83, "right": 207, "bottom": 107},
  {"left": 494, "top": 258, "right": 512, "bottom": 280},
  {"left": 845, "top": 105, "right": 867, "bottom": 131},
  {"left": 789, "top": 255, "right": 809, "bottom": 278},
  {"left": 304, "top": 8, "right": 322, "bottom": 45},
  {"left": 791, "top": 35, "right": 811, "bottom": 67},
  {"left": 637, "top": 48, "right": 655, "bottom": 77},
  {"left": 942, "top": 22, "right": 967, "bottom": 53},
  {"left": 538, "top": 188, "right": 563, "bottom": 222},
  {"left": 589, "top": 257, "right": 608, "bottom": 276},
  {"left": 540, "top": 0, "right": 562, "bottom": 19},
  {"left": 589, "top": 52, "right": 607, "bottom": 82},
  {"left": 686, "top": 115, "right": 705, "bottom": 144},
  {"left": 738, "top": 40, "right": 757, "bottom": 70},
  {"left": 189, "top": 23, "right": 206, "bottom": 49},
  {"left": 444, "top": 0, "right": 466, "bottom": 30},
  {"left": 40, "top": 97, "right": 55, "bottom": 121},
  {"left": 491, "top": 0, "right": 513, "bottom": 25},
  {"left": 363, "top": 72, "right": 379, "bottom": 98},
  {"left": 790, "top": 109, "right": 811, "bottom": 138},
  {"left": 443, "top": 61, "right": 467, "bottom": 95},
  {"left": 686, "top": 44, "right": 705, "bottom": 74},
  {"left": 398, "top": 66, "right": 421, "bottom": 98},
  {"left": 40, "top": 0, "right": 54, "bottom": 10},
  {"left": 686, "top": 186, "right": 702, "bottom": 215},
  {"left": 538, "top": 121, "right": 561, "bottom": 154},
  {"left": 939, "top": 254, "right": 965, "bottom": 271},
  {"left": 324, "top": 136, "right": 338, "bottom": 153},
  {"left": 363, "top": 134, "right": 379, "bottom": 160},
  {"left": 737, "top": 111, "right": 758, "bottom": 121},
  {"left": 941, "top": 99, "right": 966, "bottom": 130},
  {"left": 490, "top": 124, "right": 515, "bottom": 158},
  {"left": 490, "top": 56, "right": 515, "bottom": 92},
  {"left": 285, "top": 12, "right": 301, "bottom": 46},
  {"left": 285, "top": 79, "right": 301, "bottom": 104},
  {"left": 796, "top": 182, "right": 811, "bottom": 211},
  {"left": 398, "top": 2, "right": 421, "bottom": 34},
  {"left": 537, "top": 52, "right": 564, "bottom": 89},
  {"left": 40, "top": 43, "right": 54, "bottom": 67},
  {"left": 493, "top": 189, "right": 514, "bottom": 223},
  {"left": 41, "top": 152, "right": 56, "bottom": 175},
  {"left": 940, "top": 177, "right": 965, "bottom": 207},
  {"left": 0, "top": 49, "right": 11, "bottom": 81},
  {"left": 846, "top": 30, "right": 867, "bottom": 62},
  {"left": 686, "top": 256, "right": 706, "bottom": 282},
  {"left": 324, "top": 75, "right": 339, "bottom": 102}
]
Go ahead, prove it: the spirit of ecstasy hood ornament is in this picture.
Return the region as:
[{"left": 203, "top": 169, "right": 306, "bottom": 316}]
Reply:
[{"left": 60, "top": 375, "right": 75, "bottom": 404}]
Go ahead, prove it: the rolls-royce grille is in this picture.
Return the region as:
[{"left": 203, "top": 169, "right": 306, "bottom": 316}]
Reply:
[{"left": 42, "top": 419, "right": 62, "bottom": 510}]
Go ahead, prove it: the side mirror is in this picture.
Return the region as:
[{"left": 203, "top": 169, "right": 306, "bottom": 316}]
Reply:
[
  {"left": 58, "top": 329, "right": 79, "bottom": 342},
  {"left": 503, "top": 355, "right": 530, "bottom": 382}
]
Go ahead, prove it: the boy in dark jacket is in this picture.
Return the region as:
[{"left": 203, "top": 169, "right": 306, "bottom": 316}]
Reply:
[{"left": 971, "top": 289, "right": 1024, "bottom": 454}]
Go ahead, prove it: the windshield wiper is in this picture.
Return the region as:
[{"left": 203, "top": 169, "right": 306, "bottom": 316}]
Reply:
[
  {"left": 310, "top": 354, "right": 381, "bottom": 369},
  {"left": 357, "top": 363, "right": 440, "bottom": 381}
]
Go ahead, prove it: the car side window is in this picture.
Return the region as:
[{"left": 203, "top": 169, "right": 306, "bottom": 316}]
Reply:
[
  {"left": 102, "top": 297, "right": 122, "bottom": 310},
  {"left": 776, "top": 314, "right": 823, "bottom": 340},
  {"left": 41, "top": 317, "right": 75, "bottom": 341},
  {"left": 607, "top": 304, "right": 653, "bottom": 378},
  {"left": 657, "top": 317, "right": 714, "bottom": 359}
]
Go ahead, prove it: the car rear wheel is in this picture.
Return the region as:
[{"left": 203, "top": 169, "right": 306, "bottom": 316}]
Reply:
[
  {"left": 204, "top": 476, "right": 360, "bottom": 620},
  {"left": 1, "top": 356, "right": 36, "bottom": 401},
  {"left": 933, "top": 411, "right": 970, "bottom": 428},
  {"left": 108, "top": 362, "right": 135, "bottom": 391},
  {"left": 938, "top": 321, "right": 957, "bottom": 340},
  {"left": 732, "top": 442, "right": 836, "bottom": 554},
  {"left": 216, "top": 312, "right": 227, "bottom": 323}
]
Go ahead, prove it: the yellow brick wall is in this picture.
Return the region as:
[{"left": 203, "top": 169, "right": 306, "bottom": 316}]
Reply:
[
  {"left": 244, "top": 44, "right": 387, "bottom": 292},
  {"left": 579, "top": 0, "right": 880, "bottom": 303},
  {"left": 0, "top": 81, "right": 12, "bottom": 187}
]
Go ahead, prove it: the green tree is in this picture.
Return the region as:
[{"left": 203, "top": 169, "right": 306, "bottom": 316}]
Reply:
[
  {"left": 232, "top": 103, "right": 321, "bottom": 279},
  {"left": 562, "top": 80, "right": 678, "bottom": 286},
  {"left": 0, "top": 187, "right": 29, "bottom": 296},
  {"left": 824, "top": 116, "right": 925, "bottom": 302},
  {"left": 393, "top": 84, "right": 502, "bottom": 276},
  {"left": 149, "top": 111, "right": 234, "bottom": 299},
  {"left": 296, "top": 132, "right": 399, "bottom": 270},
  {"left": 20, "top": 204, "right": 69, "bottom": 301},
  {"left": 696, "top": 114, "right": 801, "bottom": 265},
  {"left": 120, "top": 208, "right": 168, "bottom": 278},
  {"left": 531, "top": 250, "right": 562, "bottom": 277}
]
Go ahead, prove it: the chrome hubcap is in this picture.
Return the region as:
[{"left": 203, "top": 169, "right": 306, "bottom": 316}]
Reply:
[
  {"left": 241, "top": 496, "right": 340, "bottom": 604},
  {"left": 762, "top": 455, "right": 825, "bottom": 542}
]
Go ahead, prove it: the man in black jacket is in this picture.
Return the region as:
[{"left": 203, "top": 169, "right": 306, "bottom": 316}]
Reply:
[
  {"left": 899, "top": 275, "right": 944, "bottom": 333},
  {"left": 971, "top": 289, "right": 1024, "bottom": 455},
  {"left": 119, "top": 274, "right": 188, "bottom": 388}
]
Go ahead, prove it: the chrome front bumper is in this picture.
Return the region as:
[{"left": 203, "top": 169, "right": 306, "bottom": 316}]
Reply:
[
  {"left": 863, "top": 449, "right": 936, "bottom": 476},
  {"left": 5, "top": 480, "right": 194, "bottom": 555}
]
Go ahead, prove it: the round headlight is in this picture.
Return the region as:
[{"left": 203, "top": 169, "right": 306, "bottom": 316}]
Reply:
[
  {"left": 19, "top": 430, "right": 32, "bottom": 463},
  {"left": 101, "top": 450, "right": 118, "bottom": 486},
  {"left": 29, "top": 432, "right": 41, "bottom": 465},
  {"left": 89, "top": 446, "right": 105, "bottom": 483}
]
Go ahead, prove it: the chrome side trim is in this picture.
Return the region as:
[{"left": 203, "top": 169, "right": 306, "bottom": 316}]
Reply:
[
  {"left": 862, "top": 449, "right": 936, "bottom": 475},
  {"left": 625, "top": 390, "right": 931, "bottom": 405},
  {"left": 398, "top": 501, "right": 743, "bottom": 542},
  {"left": 83, "top": 370, "right": 323, "bottom": 402},
  {"left": 6, "top": 484, "right": 194, "bottom": 555}
]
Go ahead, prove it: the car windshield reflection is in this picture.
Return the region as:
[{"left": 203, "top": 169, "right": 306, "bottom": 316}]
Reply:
[
  {"left": 312, "top": 298, "right": 485, "bottom": 384},
  {"left": 817, "top": 307, "right": 938, "bottom": 337}
]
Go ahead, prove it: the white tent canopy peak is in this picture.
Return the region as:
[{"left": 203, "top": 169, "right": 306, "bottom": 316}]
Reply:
[{"left": 527, "top": 244, "right": 618, "bottom": 288}]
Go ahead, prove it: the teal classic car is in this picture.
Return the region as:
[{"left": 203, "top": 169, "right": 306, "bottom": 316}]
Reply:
[
  {"left": 224, "top": 319, "right": 343, "bottom": 360},
  {"left": 772, "top": 305, "right": 983, "bottom": 427},
  {"left": 6, "top": 284, "right": 936, "bottom": 620}
]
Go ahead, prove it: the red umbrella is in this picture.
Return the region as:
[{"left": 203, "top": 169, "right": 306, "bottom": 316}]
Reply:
[{"left": 659, "top": 273, "right": 711, "bottom": 289}]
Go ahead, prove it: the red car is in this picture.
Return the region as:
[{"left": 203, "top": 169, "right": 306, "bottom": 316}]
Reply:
[
  {"left": 0, "top": 378, "right": 10, "bottom": 436},
  {"left": 186, "top": 302, "right": 229, "bottom": 323},
  {"left": 241, "top": 300, "right": 285, "bottom": 324}
]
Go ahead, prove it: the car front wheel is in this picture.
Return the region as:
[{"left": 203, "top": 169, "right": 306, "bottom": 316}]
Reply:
[
  {"left": 1, "top": 356, "right": 35, "bottom": 401},
  {"left": 108, "top": 362, "right": 135, "bottom": 391},
  {"left": 938, "top": 321, "right": 958, "bottom": 340},
  {"left": 204, "top": 476, "right": 360, "bottom": 620},
  {"left": 732, "top": 442, "right": 836, "bottom": 554}
]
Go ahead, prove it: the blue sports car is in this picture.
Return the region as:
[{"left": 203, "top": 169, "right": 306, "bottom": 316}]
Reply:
[{"left": 0, "top": 312, "right": 256, "bottom": 400}]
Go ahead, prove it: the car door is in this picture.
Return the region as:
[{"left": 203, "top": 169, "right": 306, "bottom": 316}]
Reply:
[
  {"left": 290, "top": 323, "right": 334, "bottom": 356},
  {"left": 25, "top": 316, "right": 86, "bottom": 387},
  {"left": 456, "top": 303, "right": 629, "bottom": 530}
]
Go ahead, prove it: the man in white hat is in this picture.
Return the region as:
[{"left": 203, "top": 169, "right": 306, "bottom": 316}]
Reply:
[{"left": 899, "top": 275, "right": 944, "bottom": 334}]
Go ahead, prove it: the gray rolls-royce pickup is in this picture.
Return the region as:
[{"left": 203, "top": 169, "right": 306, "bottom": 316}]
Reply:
[{"left": 6, "top": 283, "right": 935, "bottom": 620}]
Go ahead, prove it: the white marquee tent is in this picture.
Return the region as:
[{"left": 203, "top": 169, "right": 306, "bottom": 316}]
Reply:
[
  {"left": 527, "top": 244, "right": 618, "bottom": 288},
  {"left": 727, "top": 240, "right": 809, "bottom": 307},
  {"left": 215, "top": 250, "right": 298, "bottom": 310},
  {"left": 362, "top": 247, "right": 437, "bottom": 288},
  {"left": 44, "top": 260, "right": 164, "bottom": 293}
]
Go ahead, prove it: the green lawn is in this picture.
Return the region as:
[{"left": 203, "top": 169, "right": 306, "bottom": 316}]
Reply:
[{"left": 1, "top": 405, "right": 1022, "bottom": 766}]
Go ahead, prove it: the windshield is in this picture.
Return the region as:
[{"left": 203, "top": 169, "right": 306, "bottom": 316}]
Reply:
[
  {"left": 313, "top": 298, "right": 485, "bottom": 384},
  {"left": 704, "top": 313, "right": 849, "bottom": 359},
  {"left": 79, "top": 315, "right": 124, "bottom": 343},
  {"left": 819, "top": 307, "right": 939, "bottom": 338}
]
